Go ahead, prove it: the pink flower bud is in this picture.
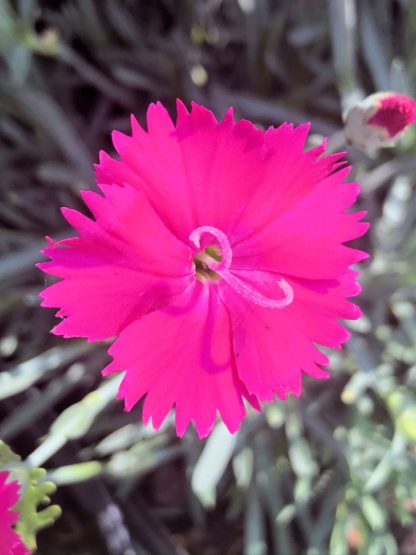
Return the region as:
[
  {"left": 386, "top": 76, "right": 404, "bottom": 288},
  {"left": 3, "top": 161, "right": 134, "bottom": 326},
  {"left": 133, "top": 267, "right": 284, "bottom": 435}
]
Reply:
[{"left": 344, "top": 92, "right": 416, "bottom": 152}]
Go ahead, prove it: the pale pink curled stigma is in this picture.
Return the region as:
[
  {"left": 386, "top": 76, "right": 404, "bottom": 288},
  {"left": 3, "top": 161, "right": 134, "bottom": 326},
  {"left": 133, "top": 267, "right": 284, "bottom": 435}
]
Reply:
[
  {"left": 189, "top": 226, "right": 294, "bottom": 309},
  {"left": 222, "top": 270, "right": 294, "bottom": 309},
  {"left": 189, "top": 225, "right": 232, "bottom": 272}
]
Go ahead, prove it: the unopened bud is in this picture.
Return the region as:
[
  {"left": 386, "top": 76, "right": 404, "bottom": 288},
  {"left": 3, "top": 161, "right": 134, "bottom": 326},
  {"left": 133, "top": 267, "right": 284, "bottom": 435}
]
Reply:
[{"left": 344, "top": 92, "right": 416, "bottom": 152}]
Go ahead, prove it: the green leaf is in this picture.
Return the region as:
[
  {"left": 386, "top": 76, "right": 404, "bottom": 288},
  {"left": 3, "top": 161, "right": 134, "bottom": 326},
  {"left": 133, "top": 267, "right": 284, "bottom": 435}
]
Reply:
[
  {"left": 49, "top": 375, "right": 122, "bottom": 440},
  {"left": 26, "top": 375, "right": 123, "bottom": 468},
  {"left": 0, "top": 440, "right": 20, "bottom": 466},
  {"left": 191, "top": 422, "right": 238, "bottom": 508},
  {"left": 361, "top": 495, "right": 386, "bottom": 531},
  {"left": 15, "top": 468, "right": 62, "bottom": 550},
  {"left": 47, "top": 461, "right": 103, "bottom": 485},
  {"left": 387, "top": 388, "right": 416, "bottom": 443},
  {"left": 396, "top": 407, "right": 416, "bottom": 442},
  {"left": 0, "top": 441, "right": 61, "bottom": 551}
]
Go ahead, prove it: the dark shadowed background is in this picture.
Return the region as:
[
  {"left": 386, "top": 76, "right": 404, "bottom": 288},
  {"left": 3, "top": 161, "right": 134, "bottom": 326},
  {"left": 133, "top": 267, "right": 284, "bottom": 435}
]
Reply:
[{"left": 0, "top": 1, "right": 416, "bottom": 554}]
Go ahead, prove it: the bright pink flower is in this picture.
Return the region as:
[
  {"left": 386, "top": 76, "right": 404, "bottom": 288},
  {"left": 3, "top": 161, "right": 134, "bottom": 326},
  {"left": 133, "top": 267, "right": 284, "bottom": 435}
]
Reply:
[
  {"left": 345, "top": 92, "right": 416, "bottom": 151},
  {"left": 367, "top": 93, "right": 416, "bottom": 137},
  {"left": 39, "top": 101, "right": 369, "bottom": 437},
  {"left": 0, "top": 471, "right": 30, "bottom": 555}
]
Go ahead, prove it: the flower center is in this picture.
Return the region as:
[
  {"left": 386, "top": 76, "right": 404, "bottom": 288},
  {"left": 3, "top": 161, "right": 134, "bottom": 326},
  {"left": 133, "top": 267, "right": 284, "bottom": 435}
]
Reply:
[
  {"left": 193, "top": 245, "right": 222, "bottom": 281},
  {"left": 190, "top": 225, "right": 233, "bottom": 282},
  {"left": 189, "top": 225, "right": 294, "bottom": 310}
]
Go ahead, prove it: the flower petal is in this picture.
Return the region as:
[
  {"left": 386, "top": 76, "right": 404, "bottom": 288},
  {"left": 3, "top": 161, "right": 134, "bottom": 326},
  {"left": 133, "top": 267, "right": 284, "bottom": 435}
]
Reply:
[
  {"left": 224, "top": 267, "right": 363, "bottom": 400},
  {"left": 12, "top": 542, "right": 30, "bottom": 555},
  {"left": 222, "top": 289, "right": 333, "bottom": 401},
  {"left": 96, "top": 102, "right": 266, "bottom": 242},
  {"left": 0, "top": 472, "right": 29, "bottom": 555},
  {"left": 104, "top": 282, "right": 250, "bottom": 437},
  {"left": 39, "top": 184, "right": 192, "bottom": 341},
  {"left": 232, "top": 168, "right": 369, "bottom": 279},
  {"left": 227, "top": 125, "right": 344, "bottom": 240}
]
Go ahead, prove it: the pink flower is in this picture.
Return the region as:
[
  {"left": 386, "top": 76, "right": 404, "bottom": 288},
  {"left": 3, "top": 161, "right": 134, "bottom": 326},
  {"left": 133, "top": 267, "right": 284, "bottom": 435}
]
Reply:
[
  {"left": 39, "top": 101, "right": 368, "bottom": 438},
  {"left": 367, "top": 93, "right": 416, "bottom": 137},
  {"left": 345, "top": 92, "right": 416, "bottom": 151},
  {"left": 0, "top": 471, "right": 30, "bottom": 555}
]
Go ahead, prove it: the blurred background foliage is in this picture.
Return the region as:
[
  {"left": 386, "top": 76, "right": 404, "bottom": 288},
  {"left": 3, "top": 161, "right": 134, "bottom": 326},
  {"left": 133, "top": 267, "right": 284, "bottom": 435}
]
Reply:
[{"left": 0, "top": 0, "right": 415, "bottom": 554}]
